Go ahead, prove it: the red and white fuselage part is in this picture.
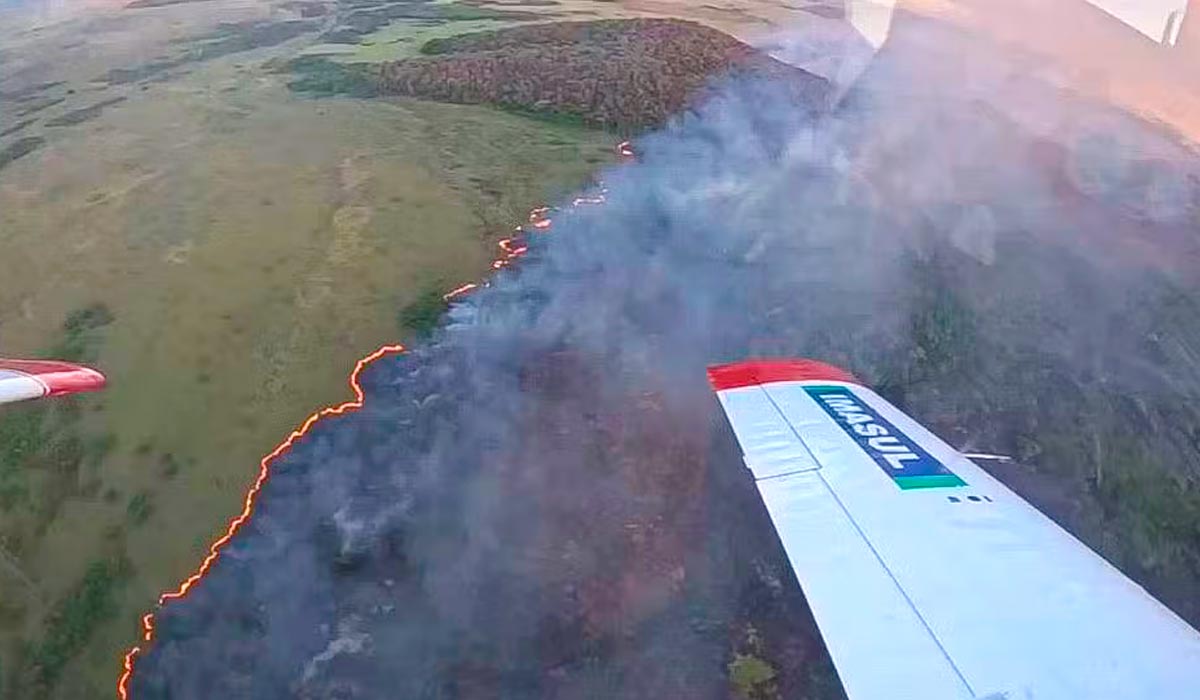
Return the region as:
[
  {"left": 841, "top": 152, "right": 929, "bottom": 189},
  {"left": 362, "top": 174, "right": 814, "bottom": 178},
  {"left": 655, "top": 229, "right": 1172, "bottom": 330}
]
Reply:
[
  {"left": 708, "top": 358, "right": 1200, "bottom": 700},
  {"left": 0, "top": 359, "right": 107, "bottom": 405}
]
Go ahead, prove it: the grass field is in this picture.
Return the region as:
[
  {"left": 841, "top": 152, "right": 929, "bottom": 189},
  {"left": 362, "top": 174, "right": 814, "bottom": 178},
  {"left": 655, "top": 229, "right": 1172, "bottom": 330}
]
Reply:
[
  {"left": 342, "top": 18, "right": 515, "bottom": 61},
  {"left": 0, "top": 0, "right": 826, "bottom": 695},
  {"left": 0, "top": 1, "right": 619, "bottom": 695},
  {"left": 1, "top": 0, "right": 791, "bottom": 692}
]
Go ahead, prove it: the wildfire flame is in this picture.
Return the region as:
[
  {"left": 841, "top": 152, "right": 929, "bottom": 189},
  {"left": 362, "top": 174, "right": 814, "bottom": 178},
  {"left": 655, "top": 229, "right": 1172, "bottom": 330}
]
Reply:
[
  {"left": 116, "top": 343, "right": 406, "bottom": 699},
  {"left": 117, "top": 140, "right": 632, "bottom": 698},
  {"left": 442, "top": 282, "right": 479, "bottom": 301}
]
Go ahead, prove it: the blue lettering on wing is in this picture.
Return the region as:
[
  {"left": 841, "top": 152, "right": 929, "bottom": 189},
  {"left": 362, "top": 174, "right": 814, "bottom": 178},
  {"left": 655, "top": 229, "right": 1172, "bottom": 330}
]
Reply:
[{"left": 804, "top": 385, "right": 965, "bottom": 489}]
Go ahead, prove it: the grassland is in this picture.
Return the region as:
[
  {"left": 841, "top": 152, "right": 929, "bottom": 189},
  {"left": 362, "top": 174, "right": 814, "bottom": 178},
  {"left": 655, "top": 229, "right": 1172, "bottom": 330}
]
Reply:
[
  {"left": 298, "top": 0, "right": 541, "bottom": 62},
  {"left": 338, "top": 17, "right": 515, "bottom": 61},
  {"left": 0, "top": 94, "right": 615, "bottom": 696},
  {"left": 4, "top": 0, "right": 794, "bottom": 691},
  {"left": 0, "top": 1, "right": 620, "bottom": 696},
  {"left": 0, "top": 1, "right": 833, "bottom": 695}
]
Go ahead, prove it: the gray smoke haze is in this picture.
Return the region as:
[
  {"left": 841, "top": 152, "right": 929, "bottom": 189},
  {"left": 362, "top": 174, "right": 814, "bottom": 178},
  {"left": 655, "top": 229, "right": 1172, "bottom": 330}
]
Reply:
[{"left": 129, "top": 14, "right": 1200, "bottom": 700}]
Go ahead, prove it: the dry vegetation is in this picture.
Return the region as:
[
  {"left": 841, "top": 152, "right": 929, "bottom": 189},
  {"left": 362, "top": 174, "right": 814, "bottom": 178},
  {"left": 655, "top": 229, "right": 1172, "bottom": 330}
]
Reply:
[{"left": 379, "top": 19, "right": 830, "bottom": 131}]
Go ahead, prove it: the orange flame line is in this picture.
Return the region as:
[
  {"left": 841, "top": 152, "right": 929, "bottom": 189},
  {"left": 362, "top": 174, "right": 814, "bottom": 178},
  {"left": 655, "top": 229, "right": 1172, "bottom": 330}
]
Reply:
[
  {"left": 116, "top": 140, "right": 632, "bottom": 697},
  {"left": 442, "top": 282, "right": 479, "bottom": 301},
  {"left": 116, "top": 344, "right": 406, "bottom": 699}
]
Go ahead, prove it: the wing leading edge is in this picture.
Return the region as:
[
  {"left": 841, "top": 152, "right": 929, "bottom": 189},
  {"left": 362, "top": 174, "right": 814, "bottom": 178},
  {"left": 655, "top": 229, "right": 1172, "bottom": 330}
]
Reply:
[
  {"left": 0, "top": 359, "right": 107, "bottom": 406},
  {"left": 708, "top": 359, "right": 1200, "bottom": 700}
]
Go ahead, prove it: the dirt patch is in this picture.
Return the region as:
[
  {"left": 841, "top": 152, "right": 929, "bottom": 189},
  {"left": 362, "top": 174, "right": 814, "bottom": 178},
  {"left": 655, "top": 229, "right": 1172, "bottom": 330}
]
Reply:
[{"left": 378, "top": 18, "right": 829, "bottom": 131}]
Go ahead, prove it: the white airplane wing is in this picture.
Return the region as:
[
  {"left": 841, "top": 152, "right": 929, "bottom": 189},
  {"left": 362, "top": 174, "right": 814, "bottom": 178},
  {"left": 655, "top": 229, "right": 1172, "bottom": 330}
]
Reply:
[
  {"left": 0, "top": 359, "right": 106, "bottom": 406},
  {"left": 708, "top": 358, "right": 1200, "bottom": 700}
]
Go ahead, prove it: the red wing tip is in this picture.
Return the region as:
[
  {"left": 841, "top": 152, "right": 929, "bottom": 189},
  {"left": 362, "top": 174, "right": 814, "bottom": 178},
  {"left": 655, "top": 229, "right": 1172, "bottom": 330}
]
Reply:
[
  {"left": 0, "top": 359, "right": 107, "bottom": 397},
  {"left": 707, "top": 358, "right": 859, "bottom": 391},
  {"left": 44, "top": 367, "right": 107, "bottom": 396}
]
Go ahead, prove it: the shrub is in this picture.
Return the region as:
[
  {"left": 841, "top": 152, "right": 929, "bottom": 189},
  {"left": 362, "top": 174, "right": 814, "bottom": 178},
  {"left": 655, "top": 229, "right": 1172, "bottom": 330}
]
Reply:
[
  {"left": 399, "top": 286, "right": 449, "bottom": 337},
  {"left": 380, "top": 19, "right": 828, "bottom": 132},
  {"left": 25, "top": 557, "right": 131, "bottom": 689}
]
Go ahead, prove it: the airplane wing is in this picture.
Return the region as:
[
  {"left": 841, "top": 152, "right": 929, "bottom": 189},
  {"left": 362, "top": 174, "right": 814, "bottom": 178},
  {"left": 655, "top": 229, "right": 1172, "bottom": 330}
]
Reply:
[
  {"left": 0, "top": 359, "right": 107, "bottom": 406},
  {"left": 707, "top": 359, "right": 1200, "bottom": 700}
]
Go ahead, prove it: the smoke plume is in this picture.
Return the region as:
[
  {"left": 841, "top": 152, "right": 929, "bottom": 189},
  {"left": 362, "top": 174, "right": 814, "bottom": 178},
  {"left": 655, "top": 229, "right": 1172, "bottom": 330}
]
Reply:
[{"left": 129, "top": 12, "right": 1200, "bottom": 699}]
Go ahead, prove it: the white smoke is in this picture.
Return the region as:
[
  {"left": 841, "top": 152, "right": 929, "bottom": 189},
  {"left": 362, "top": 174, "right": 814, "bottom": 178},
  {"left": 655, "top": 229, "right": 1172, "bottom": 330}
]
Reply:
[{"left": 127, "top": 11, "right": 1200, "bottom": 700}]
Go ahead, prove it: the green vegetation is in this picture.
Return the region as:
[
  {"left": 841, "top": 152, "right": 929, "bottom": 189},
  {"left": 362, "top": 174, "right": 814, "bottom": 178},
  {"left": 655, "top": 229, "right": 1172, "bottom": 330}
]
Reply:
[
  {"left": 342, "top": 17, "right": 515, "bottom": 62},
  {"left": 728, "top": 625, "right": 779, "bottom": 699},
  {"left": 0, "top": 389, "right": 90, "bottom": 529},
  {"left": 81, "top": 434, "right": 117, "bottom": 471},
  {"left": 0, "top": 407, "right": 44, "bottom": 477},
  {"left": 908, "top": 283, "right": 977, "bottom": 381},
  {"left": 51, "top": 303, "right": 115, "bottom": 363},
  {"left": 333, "top": 1, "right": 534, "bottom": 45},
  {"left": 106, "top": 20, "right": 320, "bottom": 85},
  {"left": 494, "top": 102, "right": 593, "bottom": 130},
  {"left": 729, "top": 653, "right": 777, "bottom": 699},
  {"left": 399, "top": 285, "right": 449, "bottom": 337},
  {"left": 126, "top": 492, "right": 154, "bottom": 526},
  {"left": 0, "top": 304, "right": 127, "bottom": 692},
  {"left": 377, "top": 19, "right": 827, "bottom": 131},
  {"left": 297, "top": 0, "right": 538, "bottom": 64},
  {"left": 159, "top": 453, "right": 182, "bottom": 480},
  {"left": 0, "top": 2, "right": 628, "bottom": 695},
  {"left": 21, "top": 557, "right": 131, "bottom": 693},
  {"left": 1, "top": 24, "right": 617, "bottom": 692},
  {"left": 32, "top": 431, "right": 85, "bottom": 530},
  {"left": 0, "top": 405, "right": 44, "bottom": 511},
  {"left": 1096, "top": 441, "right": 1200, "bottom": 575},
  {"left": 285, "top": 56, "right": 380, "bottom": 97},
  {"left": 6, "top": 2, "right": 1197, "bottom": 698},
  {"left": 865, "top": 251, "right": 1200, "bottom": 623}
]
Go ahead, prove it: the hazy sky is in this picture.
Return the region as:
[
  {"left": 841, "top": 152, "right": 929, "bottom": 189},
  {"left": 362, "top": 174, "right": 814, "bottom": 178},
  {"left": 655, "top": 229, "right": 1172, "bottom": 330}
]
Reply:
[
  {"left": 850, "top": 1, "right": 1190, "bottom": 47},
  {"left": 1090, "top": 0, "right": 1188, "bottom": 40}
]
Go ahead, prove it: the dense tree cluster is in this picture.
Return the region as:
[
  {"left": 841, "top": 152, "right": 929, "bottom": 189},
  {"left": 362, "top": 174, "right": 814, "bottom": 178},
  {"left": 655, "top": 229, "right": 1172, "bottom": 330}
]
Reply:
[{"left": 378, "top": 19, "right": 829, "bottom": 131}]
